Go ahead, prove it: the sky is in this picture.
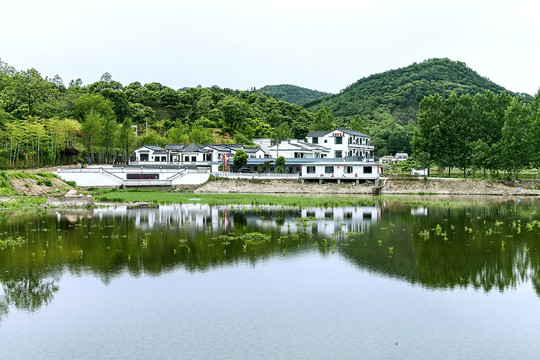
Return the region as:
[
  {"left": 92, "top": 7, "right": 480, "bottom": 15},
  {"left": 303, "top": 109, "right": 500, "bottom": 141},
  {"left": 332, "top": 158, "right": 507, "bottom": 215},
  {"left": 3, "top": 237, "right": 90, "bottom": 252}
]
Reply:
[{"left": 1, "top": 0, "right": 539, "bottom": 95}]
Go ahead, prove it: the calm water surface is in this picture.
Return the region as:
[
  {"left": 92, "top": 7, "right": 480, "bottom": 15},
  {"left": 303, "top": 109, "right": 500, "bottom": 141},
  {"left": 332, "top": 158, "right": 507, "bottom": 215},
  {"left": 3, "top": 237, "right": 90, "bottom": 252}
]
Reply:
[{"left": 1, "top": 198, "right": 540, "bottom": 359}]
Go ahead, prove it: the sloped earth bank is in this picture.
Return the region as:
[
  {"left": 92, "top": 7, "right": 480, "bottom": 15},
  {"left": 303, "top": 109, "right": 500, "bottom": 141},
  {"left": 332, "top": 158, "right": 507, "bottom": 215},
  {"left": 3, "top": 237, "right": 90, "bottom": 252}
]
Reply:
[{"left": 194, "top": 178, "right": 540, "bottom": 196}]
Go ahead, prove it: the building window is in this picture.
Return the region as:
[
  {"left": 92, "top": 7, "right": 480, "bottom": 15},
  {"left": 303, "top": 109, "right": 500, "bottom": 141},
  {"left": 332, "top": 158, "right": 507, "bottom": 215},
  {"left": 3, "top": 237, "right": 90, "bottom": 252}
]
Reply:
[
  {"left": 325, "top": 166, "right": 334, "bottom": 174},
  {"left": 335, "top": 150, "right": 342, "bottom": 158},
  {"left": 346, "top": 166, "right": 353, "bottom": 174},
  {"left": 312, "top": 137, "right": 318, "bottom": 144},
  {"left": 324, "top": 139, "right": 327, "bottom": 143},
  {"left": 363, "top": 166, "right": 372, "bottom": 174},
  {"left": 348, "top": 137, "right": 352, "bottom": 144},
  {"left": 334, "top": 136, "right": 342, "bottom": 144},
  {"left": 307, "top": 166, "right": 315, "bottom": 174}
]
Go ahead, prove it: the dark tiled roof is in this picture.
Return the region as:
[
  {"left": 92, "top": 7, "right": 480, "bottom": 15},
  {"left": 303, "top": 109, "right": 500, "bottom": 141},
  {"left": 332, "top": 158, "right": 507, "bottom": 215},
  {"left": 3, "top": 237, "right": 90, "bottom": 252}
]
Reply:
[
  {"left": 179, "top": 143, "right": 209, "bottom": 153},
  {"left": 306, "top": 130, "right": 331, "bottom": 138},
  {"left": 243, "top": 147, "right": 262, "bottom": 153},
  {"left": 204, "top": 144, "right": 230, "bottom": 151},
  {"left": 144, "top": 145, "right": 165, "bottom": 151},
  {"left": 164, "top": 144, "right": 185, "bottom": 151},
  {"left": 337, "top": 128, "right": 371, "bottom": 138}
]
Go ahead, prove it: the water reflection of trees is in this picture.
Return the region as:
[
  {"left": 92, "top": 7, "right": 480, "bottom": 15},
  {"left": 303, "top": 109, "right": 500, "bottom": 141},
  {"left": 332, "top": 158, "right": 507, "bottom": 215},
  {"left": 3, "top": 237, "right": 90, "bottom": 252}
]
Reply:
[
  {"left": 1, "top": 201, "right": 540, "bottom": 318},
  {"left": 339, "top": 203, "right": 540, "bottom": 295},
  {"left": 0, "top": 269, "right": 59, "bottom": 321}
]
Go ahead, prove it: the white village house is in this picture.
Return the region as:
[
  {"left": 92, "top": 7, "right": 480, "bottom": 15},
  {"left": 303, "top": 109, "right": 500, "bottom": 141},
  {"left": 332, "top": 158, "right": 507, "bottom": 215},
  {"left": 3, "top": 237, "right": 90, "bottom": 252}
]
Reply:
[
  {"left": 267, "top": 139, "right": 330, "bottom": 158},
  {"left": 133, "top": 143, "right": 265, "bottom": 165},
  {"left": 305, "top": 129, "right": 374, "bottom": 160}
]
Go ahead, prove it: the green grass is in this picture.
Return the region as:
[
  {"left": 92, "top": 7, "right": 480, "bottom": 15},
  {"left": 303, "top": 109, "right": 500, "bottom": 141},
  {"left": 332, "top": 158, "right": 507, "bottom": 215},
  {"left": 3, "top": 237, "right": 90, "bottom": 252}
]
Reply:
[
  {"left": 0, "top": 196, "right": 47, "bottom": 209},
  {"left": 0, "top": 170, "right": 16, "bottom": 196},
  {"left": 94, "top": 189, "right": 377, "bottom": 207}
]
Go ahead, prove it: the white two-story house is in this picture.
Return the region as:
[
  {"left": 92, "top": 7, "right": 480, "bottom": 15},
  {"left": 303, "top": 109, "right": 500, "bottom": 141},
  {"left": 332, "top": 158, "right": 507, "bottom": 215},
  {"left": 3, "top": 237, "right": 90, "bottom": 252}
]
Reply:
[
  {"left": 267, "top": 139, "right": 330, "bottom": 158},
  {"left": 306, "top": 129, "right": 374, "bottom": 160}
]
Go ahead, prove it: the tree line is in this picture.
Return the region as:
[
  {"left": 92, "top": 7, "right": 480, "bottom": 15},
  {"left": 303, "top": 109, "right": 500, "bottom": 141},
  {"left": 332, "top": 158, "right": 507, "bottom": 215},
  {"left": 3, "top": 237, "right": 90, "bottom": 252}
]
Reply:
[
  {"left": 0, "top": 59, "right": 315, "bottom": 168},
  {"left": 412, "top": 90, "right": 540, "bottom": 178}
]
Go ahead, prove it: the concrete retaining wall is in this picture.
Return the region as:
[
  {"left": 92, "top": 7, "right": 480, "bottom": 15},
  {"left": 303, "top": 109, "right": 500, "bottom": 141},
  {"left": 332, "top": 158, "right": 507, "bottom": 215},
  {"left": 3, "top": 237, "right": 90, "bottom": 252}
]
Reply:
[
  {"left": 56, "top": 172, "right": 120, "bottom": 187},
  {"left": 56, "top": 170, "right": 210, "bottom": 187}
]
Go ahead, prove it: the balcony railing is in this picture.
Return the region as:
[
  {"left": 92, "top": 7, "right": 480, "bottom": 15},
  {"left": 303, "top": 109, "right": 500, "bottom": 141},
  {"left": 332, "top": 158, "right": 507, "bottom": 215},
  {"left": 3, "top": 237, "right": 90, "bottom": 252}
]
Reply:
[{"left": 214, "top": 172, "right": 299, "bottom": 180}]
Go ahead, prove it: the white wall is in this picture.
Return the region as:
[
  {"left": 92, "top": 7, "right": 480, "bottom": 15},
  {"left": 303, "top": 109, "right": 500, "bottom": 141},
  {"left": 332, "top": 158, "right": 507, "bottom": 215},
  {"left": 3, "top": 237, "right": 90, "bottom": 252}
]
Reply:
[
  {"left": 56, "top": 172, "right": 120, "bottom": 187},
  {"left": 172, "top": 173, "right": 210, "bottom": 185}
]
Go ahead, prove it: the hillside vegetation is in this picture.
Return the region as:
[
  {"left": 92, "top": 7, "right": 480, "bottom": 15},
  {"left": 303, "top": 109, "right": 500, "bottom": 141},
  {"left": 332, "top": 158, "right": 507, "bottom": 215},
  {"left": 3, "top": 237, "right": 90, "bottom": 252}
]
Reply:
[
  {"left": 0, "top": 59, "right": 313, "bottom": 168},
  {"left": 1, "top": 57, "right": 536, "bottom": 167},
  {"left": 305, "top": 58, "right": 531, "bottom": 121},
  {"left": 257, "top": 84, "right": 331, "bottom": 105},
  {"left": 304, "top": 58, "right": 533, "bottom": 156}
]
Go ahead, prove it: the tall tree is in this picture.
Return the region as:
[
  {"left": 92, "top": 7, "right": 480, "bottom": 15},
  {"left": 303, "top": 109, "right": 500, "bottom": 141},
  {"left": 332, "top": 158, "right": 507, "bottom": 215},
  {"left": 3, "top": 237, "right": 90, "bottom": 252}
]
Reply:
[
  {"left": 311, "top": 106, "right": 335, "bottom": 131},
  {"left": 80, "top": 110, "right": 103, "bottom": 163},
  {"left": 5, "top": 69, "right": 53, "bottom": 117},
  {"left": 73, "top": 93, "right": 116, "bottom": 122},
  {"left": 412, "top": 94, "right": 444, "bottom": 175},
  {"left": 100, "top": 115, "right": 118, "bottom": 164},
  {"left": 501, "top": 98, "right": 531, "bottom": 179},
  {"left": 117, "top": 118, "right": 136, "bottom": 164},
  {"left": 349, "top": 115, "right": 365, "bottom": 132}
]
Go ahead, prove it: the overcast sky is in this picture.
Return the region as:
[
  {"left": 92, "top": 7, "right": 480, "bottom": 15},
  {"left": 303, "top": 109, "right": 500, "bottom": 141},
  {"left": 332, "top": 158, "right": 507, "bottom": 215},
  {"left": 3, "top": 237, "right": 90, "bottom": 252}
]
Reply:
[{"left": 1, "top": 0, "right": 539, "bottom": 95}]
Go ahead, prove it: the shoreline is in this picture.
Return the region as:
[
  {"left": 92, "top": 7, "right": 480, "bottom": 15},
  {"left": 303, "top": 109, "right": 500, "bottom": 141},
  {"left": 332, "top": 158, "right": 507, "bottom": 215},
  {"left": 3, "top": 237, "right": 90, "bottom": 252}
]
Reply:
[
  {"left": 2, "top": 178, "right": 540, "bottom": 211},
  {"left": 193, "top": 178, "right": 540, "bottom": 196}
]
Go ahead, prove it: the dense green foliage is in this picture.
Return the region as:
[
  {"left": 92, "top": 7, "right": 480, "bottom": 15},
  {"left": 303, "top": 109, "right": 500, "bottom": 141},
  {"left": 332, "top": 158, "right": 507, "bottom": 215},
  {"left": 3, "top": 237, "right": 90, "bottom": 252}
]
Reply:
[
  {"left": 257, "top": 84, "right": 331, "bottom": 105},
  {"left": 2, "top": 57, "right": 538, "bottom": 168},
  {"left": 305, "top": 58, "right": 533, "bottom": 156},
  {"left": 232, "top": 149, "right": 248, "bottom": 168},
  {"left": 0, "top": 59, "right": 314, "bottom": 168},
  {"left": 412, "top": 90, "right": 540, "bottom": 178}
]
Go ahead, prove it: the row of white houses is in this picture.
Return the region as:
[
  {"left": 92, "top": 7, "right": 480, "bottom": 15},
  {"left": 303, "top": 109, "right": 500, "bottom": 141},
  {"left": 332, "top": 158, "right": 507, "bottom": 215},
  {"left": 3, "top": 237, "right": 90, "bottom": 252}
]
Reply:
[
  {"left": 129, "top": 128, "right": 382, "bottom": 183},
  {"left": 133, "top": 143, "right": 265, "bottom": 164},
  {"left": 134, "top": 128, "right": 375, "bottom": 164}
]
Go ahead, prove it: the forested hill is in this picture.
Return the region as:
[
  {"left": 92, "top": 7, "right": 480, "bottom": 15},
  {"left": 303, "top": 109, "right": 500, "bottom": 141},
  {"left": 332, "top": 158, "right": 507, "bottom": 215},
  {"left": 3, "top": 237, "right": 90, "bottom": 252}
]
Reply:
[
  {"left": 257, "top": 84, "right": 331, "bottom": 105},
  {"left": 304, "top": 58, "right": 532, "bottom": 124},
  {"left": 0, "top": 59, "right": 314, "bottom": 168}
]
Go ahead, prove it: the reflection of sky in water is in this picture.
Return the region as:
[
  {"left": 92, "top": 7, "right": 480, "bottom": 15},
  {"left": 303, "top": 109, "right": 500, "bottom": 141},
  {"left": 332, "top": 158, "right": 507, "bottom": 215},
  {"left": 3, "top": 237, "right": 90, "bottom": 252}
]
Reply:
[
  {"left": 91, "top": 204, "right": 381, "bottom": 237},
  {"left": 4, "top": 201, "right": 540, "bottom": 359}
]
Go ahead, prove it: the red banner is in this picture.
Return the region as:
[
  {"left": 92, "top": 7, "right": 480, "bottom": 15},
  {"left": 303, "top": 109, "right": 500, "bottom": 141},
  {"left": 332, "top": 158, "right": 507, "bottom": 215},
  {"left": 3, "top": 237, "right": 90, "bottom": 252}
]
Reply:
[{"left": 223, "top": 153, "right": 230, "bottom": 171}]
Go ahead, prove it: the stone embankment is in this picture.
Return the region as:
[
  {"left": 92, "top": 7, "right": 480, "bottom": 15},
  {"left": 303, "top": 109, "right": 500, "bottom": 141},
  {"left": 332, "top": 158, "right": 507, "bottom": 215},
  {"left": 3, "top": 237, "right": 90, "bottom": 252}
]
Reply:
[
  {"left": 46, "top": 189, "right": 94, "bottom": 208},
  {"left": 195, "top": 178, "right": 540, "bottom": 196}
]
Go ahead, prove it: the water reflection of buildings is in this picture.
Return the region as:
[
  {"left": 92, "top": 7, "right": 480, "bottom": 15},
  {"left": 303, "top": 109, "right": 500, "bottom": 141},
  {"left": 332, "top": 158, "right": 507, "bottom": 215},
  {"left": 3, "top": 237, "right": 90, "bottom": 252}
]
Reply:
[
  {"left": 92, "top": 204, "right": 381, "bottom": 237},
  {"left": 94, "top": 204, "right": 217, "bottom": 232}
]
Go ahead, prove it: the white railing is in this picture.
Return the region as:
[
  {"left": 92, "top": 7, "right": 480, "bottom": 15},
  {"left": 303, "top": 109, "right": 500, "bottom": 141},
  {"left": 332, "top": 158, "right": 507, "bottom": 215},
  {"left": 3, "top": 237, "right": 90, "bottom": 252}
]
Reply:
[
  {"left": 214, "top": 172, "right": 299, "bottom": 180},
  {"left": 122, "top": 180, "right": 172, "bottom": 186}
]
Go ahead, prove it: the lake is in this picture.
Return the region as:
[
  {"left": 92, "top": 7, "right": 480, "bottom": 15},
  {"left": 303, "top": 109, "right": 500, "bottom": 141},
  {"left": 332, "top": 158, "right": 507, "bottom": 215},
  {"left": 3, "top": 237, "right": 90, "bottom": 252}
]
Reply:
[{"left": 1, "top": 198, "right": 540, "bottom": 359}]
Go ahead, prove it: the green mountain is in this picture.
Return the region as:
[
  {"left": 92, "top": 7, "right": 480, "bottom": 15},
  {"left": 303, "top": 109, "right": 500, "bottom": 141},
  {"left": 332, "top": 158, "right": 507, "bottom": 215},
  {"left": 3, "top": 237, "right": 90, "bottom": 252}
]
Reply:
[
  {"left": 304, "top": 58, "right": 532, "bottom": 125},
  {"left": 257, "top": 84, "right": 331, "bottom": 105}
]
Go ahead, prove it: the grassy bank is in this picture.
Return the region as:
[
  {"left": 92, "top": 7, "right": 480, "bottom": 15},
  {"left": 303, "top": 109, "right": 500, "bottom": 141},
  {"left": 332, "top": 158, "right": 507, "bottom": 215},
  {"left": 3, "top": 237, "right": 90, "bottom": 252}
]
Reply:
[
  {"left": 94, "top": 189, "right": 482, "bottom": 208},
  {"left": 94, "top": 189, "right": 377, "bottom": 207}
]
